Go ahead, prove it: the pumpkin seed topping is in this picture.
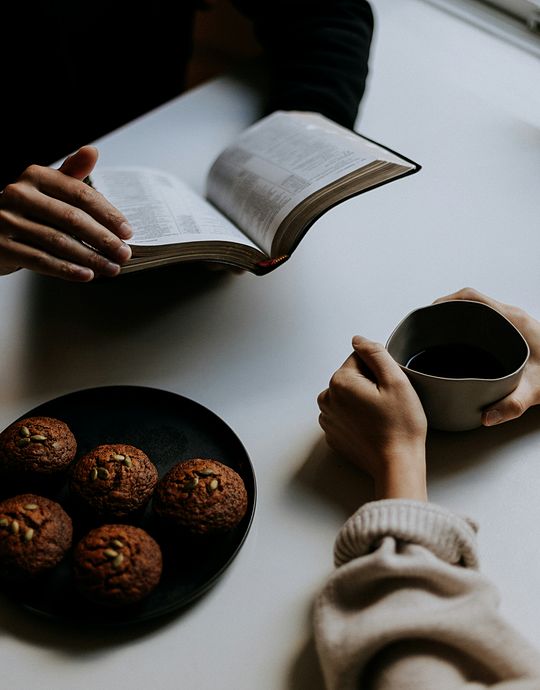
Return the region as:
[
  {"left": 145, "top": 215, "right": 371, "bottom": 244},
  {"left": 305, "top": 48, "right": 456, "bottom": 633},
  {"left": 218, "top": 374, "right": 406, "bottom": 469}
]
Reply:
[
  {"left": 183, "top": 476, "right": 199, "bottom": 491},
  {"left": 30, "top": 434, "right": 47, "bottom": 443}
]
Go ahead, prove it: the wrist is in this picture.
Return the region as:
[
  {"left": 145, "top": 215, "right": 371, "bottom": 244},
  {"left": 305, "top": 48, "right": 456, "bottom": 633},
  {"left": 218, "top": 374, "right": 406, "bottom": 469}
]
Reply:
[{"left": 374, "top": 445, "right": 427, "bottom": 501}]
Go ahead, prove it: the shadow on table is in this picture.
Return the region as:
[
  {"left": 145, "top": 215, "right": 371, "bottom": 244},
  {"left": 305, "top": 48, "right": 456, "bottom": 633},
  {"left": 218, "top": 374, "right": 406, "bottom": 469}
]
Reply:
[
  {"left": 286, "top": 437, "right": 373, "bottom": 690},
  {"left": 291, "top": 409, "right": 540, "bottom": 510},
  {"left": 289, "top": 408, "right": 540, "bottom": 518},
  {"left": 427, "top": 405, "right": 540, "bottom": 481},
  {"left": 287, "top": 608, "right": 326, "bottom": 690},
  {"left": 27, "top": 262, "right": 231, "bottom": 331},
  {"left": 290, "top": 436, "right": 374, "bottom": 520},
  {"left": 0, "top": 583, "right": 210, "bottom": 656},
  {"left": 18, "top": 264, "right": 236, "bottom": 399}
]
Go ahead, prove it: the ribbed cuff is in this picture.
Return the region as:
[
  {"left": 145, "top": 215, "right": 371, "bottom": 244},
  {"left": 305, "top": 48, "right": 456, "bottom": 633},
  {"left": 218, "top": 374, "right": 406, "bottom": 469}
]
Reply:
[{"left": 334, "top": 500, "right": 479, "bottom": 569}]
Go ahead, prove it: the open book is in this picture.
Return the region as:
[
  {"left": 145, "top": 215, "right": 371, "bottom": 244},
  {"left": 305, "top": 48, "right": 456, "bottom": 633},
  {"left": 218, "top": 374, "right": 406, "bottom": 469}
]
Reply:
[{"left": 90, "top": 111, "right": 420, "bottom": 275}]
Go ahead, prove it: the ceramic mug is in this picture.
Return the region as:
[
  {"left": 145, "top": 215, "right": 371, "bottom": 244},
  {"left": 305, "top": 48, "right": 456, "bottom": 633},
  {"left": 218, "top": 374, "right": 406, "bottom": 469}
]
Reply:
[{"left": 386, "top": 300, "right": 530, "bottom": 431}]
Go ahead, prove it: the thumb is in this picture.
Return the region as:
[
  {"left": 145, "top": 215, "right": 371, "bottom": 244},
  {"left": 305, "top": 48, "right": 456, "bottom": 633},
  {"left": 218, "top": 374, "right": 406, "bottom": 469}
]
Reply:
[
  {"left": 482, "top": 382, "right": 533, "bottom": 426},
  {"left": 351, "top": 336, "right": 405, "bottom": 386},
  {"left": 59, "top": 145, "right": 99, "bottom": 180}
]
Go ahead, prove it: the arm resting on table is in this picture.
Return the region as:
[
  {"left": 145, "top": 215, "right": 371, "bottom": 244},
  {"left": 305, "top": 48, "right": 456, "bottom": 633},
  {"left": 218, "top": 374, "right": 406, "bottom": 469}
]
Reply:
[{"left": 314, "top": 499, "right": 540, "bottom": 690}]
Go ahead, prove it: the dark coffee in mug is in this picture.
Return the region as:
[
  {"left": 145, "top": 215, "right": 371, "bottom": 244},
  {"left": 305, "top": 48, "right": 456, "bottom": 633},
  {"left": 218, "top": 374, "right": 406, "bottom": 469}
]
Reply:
[{"left": 406, "top": 343, "right": 508, "bottom": 379}]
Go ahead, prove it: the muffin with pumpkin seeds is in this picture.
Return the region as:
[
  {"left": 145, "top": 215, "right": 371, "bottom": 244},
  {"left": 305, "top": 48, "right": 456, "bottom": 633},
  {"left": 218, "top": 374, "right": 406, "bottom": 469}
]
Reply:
[
  {"left": 73, "top": 523, "right": 162, "bottom": 606},
  {"left": 69, "top": 444, "right": 158, "bottom": 519},
  {"left": 153, "top": 458, "right": 248, "bottom": 536},
  {"left": 0, "top": 493, "right": 73, "bottom": 580},
  {"left": 0, "top": 416, "right": 77, "bottom": 479}
]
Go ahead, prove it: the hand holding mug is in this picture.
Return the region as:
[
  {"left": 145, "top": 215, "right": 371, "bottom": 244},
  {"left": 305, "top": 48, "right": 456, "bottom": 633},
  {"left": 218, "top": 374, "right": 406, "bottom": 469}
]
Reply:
[
  {"left": 435, "top": 288, "right": 540, "bottom": 427},
  {"left": 318, "top": 336, "right": 428, "bottom": 501}
]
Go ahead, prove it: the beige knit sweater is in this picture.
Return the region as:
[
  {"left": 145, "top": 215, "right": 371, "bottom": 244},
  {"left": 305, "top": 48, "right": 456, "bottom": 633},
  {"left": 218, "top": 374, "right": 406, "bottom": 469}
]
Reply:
[{"left": 314, "top": 500, "right": 540, "bottom": 690}]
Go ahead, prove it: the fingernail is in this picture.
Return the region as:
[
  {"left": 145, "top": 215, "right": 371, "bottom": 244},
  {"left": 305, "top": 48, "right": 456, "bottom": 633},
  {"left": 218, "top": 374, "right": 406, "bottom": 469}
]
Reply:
[
  {"left": 76, "top": 267, "right": 94, "bottom": 281},
  {"left": 101, "top": 262, "right": 121, "bottom": 277},
  {"left": 484, "top": 409, "right": 503, "bottom": 426},
  {"left": 118, "top": 222, "right": 133, "bottom": 239},
  {"left": 116, "top": 243, "right": 132, "bottom": 262}
]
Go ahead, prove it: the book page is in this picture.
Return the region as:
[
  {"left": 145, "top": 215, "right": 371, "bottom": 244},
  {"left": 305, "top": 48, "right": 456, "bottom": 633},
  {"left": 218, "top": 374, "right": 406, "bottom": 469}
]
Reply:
[
  {"left": 206, "top": 111, "right": 402, "bottom": 255},
  {"left": 90, "top": 167, "right": 260, "bottom": 250}
]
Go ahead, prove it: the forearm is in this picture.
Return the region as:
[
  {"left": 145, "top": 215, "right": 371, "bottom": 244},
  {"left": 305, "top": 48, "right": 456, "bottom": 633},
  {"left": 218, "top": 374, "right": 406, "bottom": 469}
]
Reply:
[
  {"left": 315, "top": 500, "right": 540, "bottom": 690},
  {"left": 232, "top": 0, "right": 374, "bottom": 128}
]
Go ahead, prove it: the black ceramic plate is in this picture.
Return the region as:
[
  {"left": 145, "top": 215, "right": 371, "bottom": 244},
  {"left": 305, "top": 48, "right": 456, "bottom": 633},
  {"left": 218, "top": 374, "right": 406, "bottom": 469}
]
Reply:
[{"left": 2, "top": 386, "right": 256, "bottom": 625}]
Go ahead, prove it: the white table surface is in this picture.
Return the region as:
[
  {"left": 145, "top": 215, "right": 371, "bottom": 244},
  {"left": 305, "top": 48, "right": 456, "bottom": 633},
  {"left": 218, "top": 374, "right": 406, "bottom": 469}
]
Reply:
[{"left": 1, "top": 1, "right": 539, "bottom": 687}]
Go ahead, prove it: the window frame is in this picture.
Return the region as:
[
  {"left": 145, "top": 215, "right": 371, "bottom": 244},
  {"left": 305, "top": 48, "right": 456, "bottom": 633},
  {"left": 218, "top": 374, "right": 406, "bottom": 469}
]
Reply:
[
  {"left": 422, "top": 0, "right": 540, "bottom": 57},
  {"left": 484, "top": 0, "right": 539, "bottom": 26}
]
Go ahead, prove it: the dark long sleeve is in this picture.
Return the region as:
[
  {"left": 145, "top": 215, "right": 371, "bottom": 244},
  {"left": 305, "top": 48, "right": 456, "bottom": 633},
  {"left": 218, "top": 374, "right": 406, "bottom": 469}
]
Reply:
[
  {"left": 1, "top": 2, "right": 197, "bottom": 189},
  {"left": 232, "top": 0, "right": 374, "bottom": 129}
]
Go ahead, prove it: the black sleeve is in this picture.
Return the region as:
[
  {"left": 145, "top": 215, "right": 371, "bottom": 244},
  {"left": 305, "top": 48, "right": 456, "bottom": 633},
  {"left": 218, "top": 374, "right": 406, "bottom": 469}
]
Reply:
[{"left": 231, "top": 0, "right": 374, "bottom": 129}]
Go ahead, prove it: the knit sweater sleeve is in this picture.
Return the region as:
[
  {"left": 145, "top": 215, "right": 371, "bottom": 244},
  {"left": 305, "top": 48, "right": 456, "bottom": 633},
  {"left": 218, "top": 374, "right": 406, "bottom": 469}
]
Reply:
[
  {"left": 314, "top": 500, "right": 540, "bottom": 690},
  {"left": 231, "top": 0, "right": 374, "bottom": 129}
]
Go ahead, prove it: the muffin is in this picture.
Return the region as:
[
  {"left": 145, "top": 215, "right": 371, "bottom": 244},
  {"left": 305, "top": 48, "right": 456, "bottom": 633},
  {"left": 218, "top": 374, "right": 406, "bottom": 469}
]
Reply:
[
  {"left": 69, "top": 444, "right": 158, "bottom": 519},
  {"left": 73, "top": 524, "right": 162, "bottom": 607},
  {"left": 153, "top": 459, "right": 248, "bottom": 536},
  {"left": 0, "top": 493, "right": 73, "bottom": 580},
  {"left": 0, "top": 416, "right": 77, "bottom": 478}
]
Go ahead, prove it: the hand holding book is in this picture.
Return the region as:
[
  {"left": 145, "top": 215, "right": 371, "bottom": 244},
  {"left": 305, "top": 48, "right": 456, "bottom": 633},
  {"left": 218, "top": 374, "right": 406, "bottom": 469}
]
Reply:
[
  {"left": 0, "top": 111, "right": 419, "bottom": 281},
  {"left": 0, "top": 146, "right": 133, "bottom": 281},
  {"left": 91, "top": 111, "right": 420, "bottom": 275}
]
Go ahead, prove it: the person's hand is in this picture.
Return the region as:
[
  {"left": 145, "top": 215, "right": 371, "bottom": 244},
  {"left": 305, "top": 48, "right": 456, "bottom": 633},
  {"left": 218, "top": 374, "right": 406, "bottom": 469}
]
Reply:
[
  {"left": 0, "top": 146, "right": 133, "bottom": 281},
  {"left": 435, "top": 287, "right": 540, "bottom": 426},
  {"left": 318, "top": 336, "right": 428, "bottom": 501}
]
